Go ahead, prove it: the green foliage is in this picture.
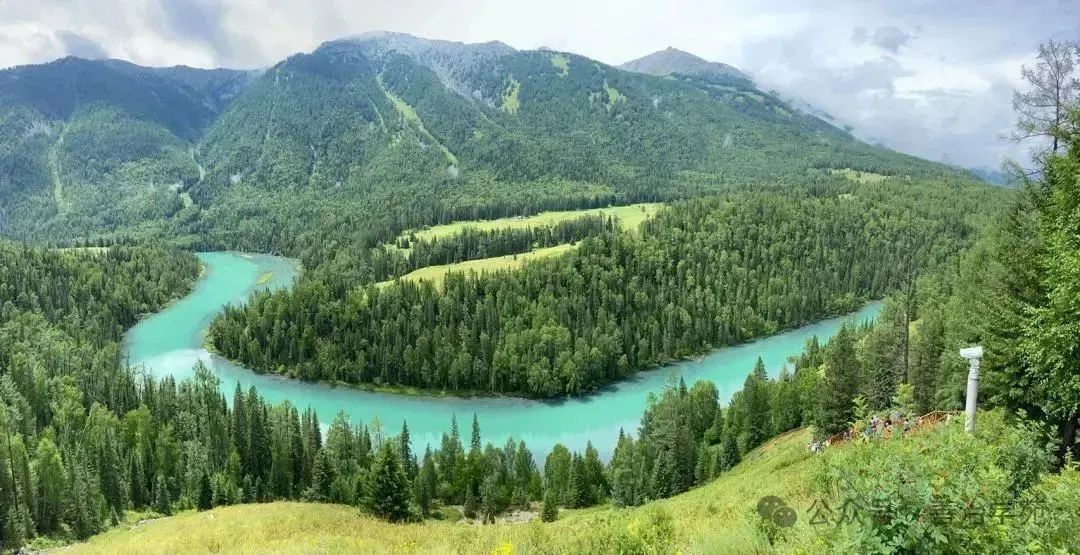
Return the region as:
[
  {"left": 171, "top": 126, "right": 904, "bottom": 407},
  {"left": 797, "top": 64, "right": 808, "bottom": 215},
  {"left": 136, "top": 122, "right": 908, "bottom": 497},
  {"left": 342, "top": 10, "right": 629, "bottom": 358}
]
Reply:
[
  {"left": 889, "top": 113, "right": 1080, "bottom": 464},
  {"left": 212, "top": 182, "right": 999, "bottom": 397},
  {"left": 815, "top": 324, "right": 862, "bottom": 437},
  {"left": 365, "top": 443, "right": 411, "bottom": 522},
  {"left": 1, "top": 36, "right": 982, "bottom": 274},
  {"left": 541, "top": 488, "right": 559, "bottom": 522},
  {"left": 812, "top": 411, "right": 1059, "bottom": 553}
]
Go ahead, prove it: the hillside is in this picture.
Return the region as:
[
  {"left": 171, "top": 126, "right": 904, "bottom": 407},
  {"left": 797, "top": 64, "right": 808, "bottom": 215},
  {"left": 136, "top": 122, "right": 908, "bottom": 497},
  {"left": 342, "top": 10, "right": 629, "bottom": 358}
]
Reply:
[
  {"left": 0, "top": 57, "right": 253, "bottom": 240},
  {"left": 0, "top": 32, "right": 974, "bottom": 260},
  {"left": 70, "top": 429, "right": 820, "bottom": 554},
  {"left": 66, "top": 409, "right": 1080, "bottom": 554}
]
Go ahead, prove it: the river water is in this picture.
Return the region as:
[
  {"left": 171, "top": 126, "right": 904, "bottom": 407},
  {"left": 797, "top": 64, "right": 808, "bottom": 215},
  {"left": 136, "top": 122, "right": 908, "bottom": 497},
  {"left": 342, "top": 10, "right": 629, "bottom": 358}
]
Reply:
[{"left": 123, "top": 251, "right": 881, "bottom": 459}]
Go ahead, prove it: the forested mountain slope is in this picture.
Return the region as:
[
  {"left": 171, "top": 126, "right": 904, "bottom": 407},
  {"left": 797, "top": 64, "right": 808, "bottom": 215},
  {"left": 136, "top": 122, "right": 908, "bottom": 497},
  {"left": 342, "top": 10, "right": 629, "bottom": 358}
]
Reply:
[
  {"left": 1, "top": 33, "right": 975, "bottom": 263},
  {"left": 0, "top": 58, "right": 253, "bottom": 240}
]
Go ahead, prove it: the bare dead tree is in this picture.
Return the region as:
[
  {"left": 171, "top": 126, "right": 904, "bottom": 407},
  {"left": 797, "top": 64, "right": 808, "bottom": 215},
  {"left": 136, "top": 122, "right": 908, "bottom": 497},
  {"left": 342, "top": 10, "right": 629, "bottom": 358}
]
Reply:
[{"left": 1010, "top": 39, "right": 1080, "bottom": 158}]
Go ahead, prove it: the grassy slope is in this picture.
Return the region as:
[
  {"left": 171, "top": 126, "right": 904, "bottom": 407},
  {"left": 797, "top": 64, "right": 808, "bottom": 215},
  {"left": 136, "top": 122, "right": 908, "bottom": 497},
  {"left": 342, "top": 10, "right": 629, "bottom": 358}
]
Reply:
[
  {"left": 380, "top": 244, "right": 577, "bottom": 288},
  {"left": 399, "top": 203, "right": 662, "bottom": 243},
  {"left": 72, "top": 429, "right": 818, "bottom": 554},
  {"left": 829, "top": 168, "right": 888, "bottom": 184},
  {"left": 381, "top": 203, "right": 662, "bottom": 288}
]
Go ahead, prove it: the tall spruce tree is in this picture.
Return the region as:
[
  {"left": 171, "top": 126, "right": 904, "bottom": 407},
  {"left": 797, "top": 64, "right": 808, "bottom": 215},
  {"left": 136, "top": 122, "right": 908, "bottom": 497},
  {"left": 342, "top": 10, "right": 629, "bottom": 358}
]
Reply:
[
  {"left": 815, "top": 324, "right": 862, "bottom": 437},
  {"left": 365, "top": 443, "right": 411, "bottom": 522},
  {"left": 742, "top": 357, "right": 773, "bottom": 450}
]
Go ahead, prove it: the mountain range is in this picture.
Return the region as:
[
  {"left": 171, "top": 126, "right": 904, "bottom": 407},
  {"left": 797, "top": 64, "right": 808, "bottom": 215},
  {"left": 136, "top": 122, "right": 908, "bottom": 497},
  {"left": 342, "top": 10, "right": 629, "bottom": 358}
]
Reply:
[{"left": 0, "top": 31, "right": 973, "bottom": 251}]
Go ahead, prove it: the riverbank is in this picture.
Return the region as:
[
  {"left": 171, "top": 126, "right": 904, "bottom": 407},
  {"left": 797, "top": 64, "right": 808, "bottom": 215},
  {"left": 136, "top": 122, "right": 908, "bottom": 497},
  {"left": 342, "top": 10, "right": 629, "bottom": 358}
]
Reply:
[
  {"left": 124, "top": 251, "right": 881, "bottom": 461},
  {"left": 206, "top": 297, "right": 879, "bottom": 402}
]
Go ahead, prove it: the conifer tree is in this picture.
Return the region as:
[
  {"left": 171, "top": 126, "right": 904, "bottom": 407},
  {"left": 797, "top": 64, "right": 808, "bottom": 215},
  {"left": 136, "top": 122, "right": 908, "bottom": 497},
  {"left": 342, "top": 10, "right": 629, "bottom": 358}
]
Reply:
[
  {"left": 463, "top": 487, "right": 479, "bottom": 519},
  {"left": 815, "top": 324, "right": 862, "bottom": 437},
  {"left": 719, "top": 431, "right": 740, "bottom": 472},
  {"left": 541, "top": 488, "right": 559, "bottom": 522},
  {"left": 566, "top": 453, "right": 584, "bottom": 508},
  {"left": 399, "top": 421, "right": 416, "bottom": 480},
  {"left": 742, "top": 357, "right": 773, "bottom": 450},
  {"left": 609, "top": 430, "right": 639, "bottom": 507},
  {"left": 365, "top": 443, "right": 411, "bottom": 522},
  {"left": 694, "top": 442, "right": 713, "bottom": 485},
  {"left": 480, "top": 474, "right": 498, "bottom": 523},
  {"left": 154, "top": 474, "right": 172, "bottom": 516},
  {"left": 582, "top": 441, "right": 607, "bottom": 503},
  {"left": 308, "top": 448, "right": 336, "bottom": 502},
  {"left": 32, "top": 437, "right": 67, "bottom": 535},
  {"left": 413, "top": 454, "right": 435, "bottom": 517},
  {"left": 198, "top": 471, "right": 213, "bottom": 510}
]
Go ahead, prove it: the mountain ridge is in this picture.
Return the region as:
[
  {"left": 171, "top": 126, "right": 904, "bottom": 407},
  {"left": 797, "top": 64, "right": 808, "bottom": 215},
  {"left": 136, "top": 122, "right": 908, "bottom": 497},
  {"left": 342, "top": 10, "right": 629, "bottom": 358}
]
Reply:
[{"left": 0, "top": 31, "right": 981, "bottom": 252}]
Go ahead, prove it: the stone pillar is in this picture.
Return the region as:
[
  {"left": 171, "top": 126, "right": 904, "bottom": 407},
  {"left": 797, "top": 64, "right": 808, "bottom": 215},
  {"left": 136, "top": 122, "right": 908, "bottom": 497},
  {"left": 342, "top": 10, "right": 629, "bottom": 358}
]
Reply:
[{"left": 959, "top": 346, "right": 983, "bottom": 433}]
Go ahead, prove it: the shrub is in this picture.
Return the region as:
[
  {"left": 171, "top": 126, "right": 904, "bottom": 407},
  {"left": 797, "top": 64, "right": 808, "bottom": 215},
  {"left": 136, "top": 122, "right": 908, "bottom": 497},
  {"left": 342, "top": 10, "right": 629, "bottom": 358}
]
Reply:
[{"left": 811, "top": 410, "right": 1057, "bottom": 553}]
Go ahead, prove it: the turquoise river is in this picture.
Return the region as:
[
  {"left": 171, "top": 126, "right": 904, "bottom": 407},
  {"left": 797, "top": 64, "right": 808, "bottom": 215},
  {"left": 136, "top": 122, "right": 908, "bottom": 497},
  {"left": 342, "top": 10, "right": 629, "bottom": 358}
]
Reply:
[{"left": 123, "top": 252, "right": 881, "bottom": 459}]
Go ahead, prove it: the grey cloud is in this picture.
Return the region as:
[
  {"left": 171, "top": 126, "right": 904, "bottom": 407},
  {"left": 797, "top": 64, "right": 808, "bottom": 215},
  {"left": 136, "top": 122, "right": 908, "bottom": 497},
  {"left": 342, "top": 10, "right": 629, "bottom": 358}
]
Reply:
[
  {"left": 870, "top": 26, "right": 911, "bottom": 53},
  {"left": 852, "top": 26, "right": 868, "bottom": 44},
  {"left": 852, "top": 25, "right": 912, "bottom": 53},
  {"left": 743, "top": 20, "right": 1023, "bottom": 168},
  {"left": 832, "top": 56, "right": 908, "bottom": 93},
  {"left": 157, "top": 0, "right": 224, "bottom": 44},
  {"left": 153, "top": 0, "right": 239, "bottom": 64},
  {"left": 56, "top": 30, "right": 108, "bottom": 59}
]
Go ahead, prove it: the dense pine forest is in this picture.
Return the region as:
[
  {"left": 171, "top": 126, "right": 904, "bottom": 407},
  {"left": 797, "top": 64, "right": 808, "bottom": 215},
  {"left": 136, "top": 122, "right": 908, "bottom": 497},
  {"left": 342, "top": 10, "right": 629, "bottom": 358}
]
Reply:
[
  {"left": 2, "top": 24, "right": 1080, "bottom": 554},
  {"left": 0, "top": 241, "right": 846, "bottom": 546},
  {"left": 209, "top": 178, "right": 1003, "bottom": 396}
]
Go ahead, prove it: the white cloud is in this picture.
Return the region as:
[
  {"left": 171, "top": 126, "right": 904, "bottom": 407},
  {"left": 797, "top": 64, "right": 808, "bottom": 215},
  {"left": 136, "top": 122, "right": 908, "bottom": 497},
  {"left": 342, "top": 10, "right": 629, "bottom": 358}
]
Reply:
[{"left": 0, "top": 0, "right": 1076, "bottom": 168}]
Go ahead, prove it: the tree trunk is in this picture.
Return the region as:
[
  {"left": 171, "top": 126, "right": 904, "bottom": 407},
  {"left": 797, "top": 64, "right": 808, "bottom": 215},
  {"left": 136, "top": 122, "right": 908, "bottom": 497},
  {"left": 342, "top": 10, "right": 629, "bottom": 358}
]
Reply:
[{"left": 1057, "top": 409, "right": 1079, "bottom": 468}]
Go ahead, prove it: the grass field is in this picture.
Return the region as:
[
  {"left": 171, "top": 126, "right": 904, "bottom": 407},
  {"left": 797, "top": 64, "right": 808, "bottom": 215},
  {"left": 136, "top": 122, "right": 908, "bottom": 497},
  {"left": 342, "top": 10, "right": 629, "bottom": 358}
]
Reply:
[
  {"left": 398, "top": 203, "right": 662, "bottom": 245},
  {"left": 381, "top": 244, "right": 576, "bottom": 288},
  {"left": 57, "top": 246, "right": 111, "bottom": 255},
  {"left": 70, "top": 429, "right": 819, "bottom": 554},
  {"left": 502, "top": 76, "right": 521, "bottom": 114},
  {"left": 551, "top": 54, "right": 570, "bottom": 76},
  {"left": 383, "top": 203, "right": 662, "bottom": 288},
  {"left": 830, "top": 168, "right": 889, "bottom": 184}
]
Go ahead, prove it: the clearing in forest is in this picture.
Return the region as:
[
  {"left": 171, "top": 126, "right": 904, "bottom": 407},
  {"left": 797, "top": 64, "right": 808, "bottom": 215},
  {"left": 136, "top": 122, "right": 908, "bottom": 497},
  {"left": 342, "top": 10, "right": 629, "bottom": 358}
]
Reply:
[
  {"left": 380, "top": 244, "right": 575, "bottom": 288},
  {"left": 397, "top": 202, "right": 662, "bottom": 245},
  {"left": 830, "top": 168, "right": 889, "bottom": 184}
]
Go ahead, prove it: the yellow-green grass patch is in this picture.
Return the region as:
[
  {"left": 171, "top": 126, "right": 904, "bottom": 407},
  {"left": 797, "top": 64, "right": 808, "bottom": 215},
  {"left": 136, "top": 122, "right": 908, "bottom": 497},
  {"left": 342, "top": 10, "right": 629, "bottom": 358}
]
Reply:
[
  {"left": 57, "top": 246, "right": 111, "bottom": 255},
  {"left": 380, "top": 243, "right": 576, "bottom": 288},
  {"left": 603, "top": 80, "right": 626, "bottom": 110},
  {"left": 830, "top": 168, "right": 889, "bottom": 184},
  {"left": 741, "top": 91, "right": 766, "bottom": 103},
  {"left": 501, "top": 75, "right": 521, "bottom": 114},
  {"left": 398, "top": 203, "right": 662, "bottom": 245},
  {"left": 378, "top": 74, "right": 458, "bottom": 165},
  {"left": 551, "top": 54, "right": 570, "bottom": 76}
]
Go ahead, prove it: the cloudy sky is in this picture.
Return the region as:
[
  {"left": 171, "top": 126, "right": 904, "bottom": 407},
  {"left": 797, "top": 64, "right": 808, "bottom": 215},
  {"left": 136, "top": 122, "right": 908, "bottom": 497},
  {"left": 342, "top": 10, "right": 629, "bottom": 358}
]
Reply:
[{"left": 2, "top": 0, "right": 1078, "bottom": 169}]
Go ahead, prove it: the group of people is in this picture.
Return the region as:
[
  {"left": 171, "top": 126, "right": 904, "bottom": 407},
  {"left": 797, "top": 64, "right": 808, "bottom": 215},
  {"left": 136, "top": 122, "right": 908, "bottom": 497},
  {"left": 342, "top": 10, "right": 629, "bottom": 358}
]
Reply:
[
  {"left": 864, "top": 412, "right": 913, "bottom": 439},
  {"left": 809, "top": 411, "right": 921, "bottom": 454}
]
